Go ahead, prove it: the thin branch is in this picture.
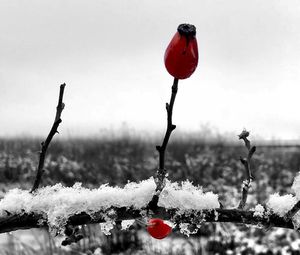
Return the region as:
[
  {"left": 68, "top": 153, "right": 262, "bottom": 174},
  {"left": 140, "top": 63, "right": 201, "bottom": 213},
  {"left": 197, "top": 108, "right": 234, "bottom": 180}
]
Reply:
[
  {"left": 0, "top": 207, "right": 295, "bottom": 235},
  {"left": 30, "top": 83, "right": 66, "bottom": 193},
  {"left": 147, "top": 78, "right": 178, "bottom": 210},
  {"left": 238, "top": 129, "right": 256, "bottom": 209},
  {"left": 285, "top": 200, "right": 300, "bottom": 220}
]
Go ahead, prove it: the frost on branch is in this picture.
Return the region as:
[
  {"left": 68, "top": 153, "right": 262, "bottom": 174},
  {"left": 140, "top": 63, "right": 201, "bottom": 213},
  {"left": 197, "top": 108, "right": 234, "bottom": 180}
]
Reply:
[{"left": 0, "top": 177, "right": 219, "bottom": 235}]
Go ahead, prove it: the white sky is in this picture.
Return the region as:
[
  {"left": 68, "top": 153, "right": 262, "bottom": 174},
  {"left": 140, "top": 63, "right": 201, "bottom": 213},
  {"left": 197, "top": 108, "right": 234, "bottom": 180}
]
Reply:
[{"left": 1, "top": 0, "right": 300, "bottom": 140}]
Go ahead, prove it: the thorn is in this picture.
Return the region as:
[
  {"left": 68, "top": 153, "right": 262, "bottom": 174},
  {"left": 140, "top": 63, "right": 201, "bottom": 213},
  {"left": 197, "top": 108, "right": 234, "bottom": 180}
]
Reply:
[
  {"left": 249, "top": 146, "right": 256, "bottom": 158},
  {"left": 55, "top": 130, "right": 60, "bottom": 134},
  {"left": 166, "top": 103, "right": 169, "bottom": 111},
  {"left": 156, "top": 145, "right": 161, "bottom": 151},
  {"left": 240, "top": 157, "right": 247, "bottom": 165},
  {"left": 171, "top": 124, "right": 176, "bottom": 130},
  {"left": 4, "top": 210, "right": 11, "bottom": 216}
]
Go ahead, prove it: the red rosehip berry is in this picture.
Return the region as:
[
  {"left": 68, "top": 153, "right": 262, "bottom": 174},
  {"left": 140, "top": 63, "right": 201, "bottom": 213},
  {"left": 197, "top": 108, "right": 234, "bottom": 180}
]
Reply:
[
  {"left": 147, "top": 218, "right": 172, "bottom": 239},
  {"left": 164, "top": 23, "right": 198, "bottom": 79}
]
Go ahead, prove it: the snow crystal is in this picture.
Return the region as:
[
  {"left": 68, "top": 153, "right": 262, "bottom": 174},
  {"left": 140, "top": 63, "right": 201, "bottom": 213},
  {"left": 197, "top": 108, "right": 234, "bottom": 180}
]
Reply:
[
  {"left": 158, "top": 179, "right": 219, "bottom": 210},
  {"left": 121, "top": 220, "right": 135, "bottom": 230},
  {"left": 179, "top": 223, "right": 197, "bottom": 237},
  {"left": 292, "top": 173, "right": 300, "bottom": 200},
  {"left": 179, "top": 223, "right": 190, "bottom": 236},
  {"left": 252, "top": 204, "right": 265, "bottom": 218},
  {"left": 267, "top": 193, "right": 297, "bottom": 217}
]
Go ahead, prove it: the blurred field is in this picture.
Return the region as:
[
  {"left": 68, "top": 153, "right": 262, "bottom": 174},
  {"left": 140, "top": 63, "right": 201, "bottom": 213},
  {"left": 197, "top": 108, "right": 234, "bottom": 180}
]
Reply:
[{"left": 1, "top": 135, "right": 300, "bottom": 254}]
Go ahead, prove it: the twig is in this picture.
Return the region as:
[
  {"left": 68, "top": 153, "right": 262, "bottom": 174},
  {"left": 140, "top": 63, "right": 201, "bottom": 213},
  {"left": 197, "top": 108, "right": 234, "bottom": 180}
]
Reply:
[
  {"left": 147, "top": 78, "right": 178, "bottom": 210},
  {"left": 237, "top": 129, "right": 256, "bottom": 209},
  {"left": 30, "top": 83, "right": 66, "bottom": 193}
]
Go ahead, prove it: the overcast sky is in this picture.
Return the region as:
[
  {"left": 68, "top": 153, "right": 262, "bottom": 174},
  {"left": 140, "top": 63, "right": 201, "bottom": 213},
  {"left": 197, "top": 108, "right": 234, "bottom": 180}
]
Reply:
[{"left": 1, "top": 0, "right": 300, "bottom": 140}]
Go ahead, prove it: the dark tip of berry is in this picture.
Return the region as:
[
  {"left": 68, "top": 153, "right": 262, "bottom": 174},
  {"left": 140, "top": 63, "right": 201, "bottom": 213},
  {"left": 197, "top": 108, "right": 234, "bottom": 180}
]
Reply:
[{"left": 177, "top": 24, "right": 196, "bottom": 37}]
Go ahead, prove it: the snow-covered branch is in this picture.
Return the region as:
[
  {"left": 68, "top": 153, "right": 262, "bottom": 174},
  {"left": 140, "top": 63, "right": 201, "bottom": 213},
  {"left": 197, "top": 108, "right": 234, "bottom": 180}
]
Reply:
[{"left": 1, "top": 177, "right": 300, "bottom": 237}]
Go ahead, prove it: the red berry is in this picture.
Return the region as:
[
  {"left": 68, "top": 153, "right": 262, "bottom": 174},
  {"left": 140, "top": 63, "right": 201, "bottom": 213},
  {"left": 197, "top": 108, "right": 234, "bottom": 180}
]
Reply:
[
  {"left": 147, "top": 218, "right": 172, "bottom": 239},
  {"left": 164, "top": 24, "right": 198, "bottom": 79}
]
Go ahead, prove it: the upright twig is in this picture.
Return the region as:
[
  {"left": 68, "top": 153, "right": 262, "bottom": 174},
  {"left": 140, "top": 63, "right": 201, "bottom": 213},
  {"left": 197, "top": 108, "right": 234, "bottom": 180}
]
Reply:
[
  {"left": 30, "top": 83, "right": 66, "bottom": 193},
  {"left": 147, "top": 78, "right": 178, "bottom": 210},
  {"left": 237, "top": 129, "right": 256, "bottom": 209}
]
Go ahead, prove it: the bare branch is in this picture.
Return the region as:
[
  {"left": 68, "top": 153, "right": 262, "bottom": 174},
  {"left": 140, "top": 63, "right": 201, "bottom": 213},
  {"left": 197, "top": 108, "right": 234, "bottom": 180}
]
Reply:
[
  {"left": 238, "top": 129, "right": 256, "bottom": 209},
  {"left": 30, "top": 83, "right": 66, "bottom": 193},
  {"left": 0, "top": 207, "right": 295, "bottom": 235},
  {"left": 147, "top": 78, "right": 178, "bottom": 211}
]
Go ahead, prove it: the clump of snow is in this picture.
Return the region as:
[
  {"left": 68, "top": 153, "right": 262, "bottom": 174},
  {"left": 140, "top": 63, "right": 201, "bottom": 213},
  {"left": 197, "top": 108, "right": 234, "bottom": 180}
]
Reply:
[
  {"left": 158, "top": 180, "right": 219, "bottom": 210},
  {"left": 100, "top": 221, "right": 114, "bottom": 235},
  {"left": 0, "top": 177, "right": 219, "bottom": 235},
  {"left": 93, "top": 248, "right": 103, "bottom": 255},
  {"left": 267, "top": 193, "right": 297, "bottom": 217},
  {"left": 121, "top": 220, "right": 135, "bottom": 230},
  {"left": 291, "top": 239, "right": 300, "bottom": 251},
  {"left": 252, "top": 204, "right": 265, "bottom": 218},
  {"left": 292, "top": 173, "right": 300, "bottom": 200}
]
